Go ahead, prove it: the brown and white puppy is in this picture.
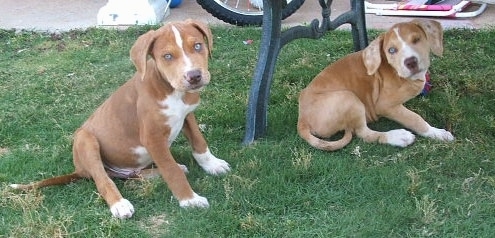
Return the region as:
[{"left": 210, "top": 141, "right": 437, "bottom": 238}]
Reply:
[
  {"left": 10, "top": 19, "right": 230, "bottom": 219},
  {"left": 297, "top": 19, "right": 454, "bottom": 151}
]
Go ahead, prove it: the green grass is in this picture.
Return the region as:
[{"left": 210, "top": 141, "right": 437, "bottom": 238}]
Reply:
[{"left": 1, "top": 24, "right": 494, "bottom": 237}]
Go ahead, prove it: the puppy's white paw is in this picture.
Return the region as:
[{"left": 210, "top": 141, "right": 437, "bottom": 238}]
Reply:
[
  {"left": 110, "top": 199, "right": 135, "bottom": 219},
  {"left": 179, "top": 193, "right": 209, "bottom": 208},
  {"left": 422, "top": 127, "right": 455, "bottom": 141},
  {"left": 193, "top": 148, "right": 231, "bottom": 175},
  {"left": 177, "top": 163, "right": 189, "bottom": 173},
  {"left": 386, "top": 129, "right": 415, "bottom": 147}
]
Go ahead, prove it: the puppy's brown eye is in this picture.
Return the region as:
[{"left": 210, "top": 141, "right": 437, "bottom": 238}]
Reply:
[
  {"left": 412, "top": 37, "right": 420, "bottom": 44},
  {"left": 388, "top": 47, "right": 398, "bottom": 54},
  {"left": 164, "top": 54, "right": 173, "bottom": 60},
  {"left": 194, "top": 43, "right": 202, "bottom": 52}
]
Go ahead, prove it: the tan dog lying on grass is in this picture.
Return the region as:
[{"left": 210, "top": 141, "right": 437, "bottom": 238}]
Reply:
[
  {"left": 297, "top": 19, "right": 454, "bottom": 151},
  {"left": 10, "top": 19, "right": 230, "bottom": 219}
]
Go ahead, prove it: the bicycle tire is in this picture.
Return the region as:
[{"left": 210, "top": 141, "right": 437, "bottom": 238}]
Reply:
[{"left": 196, "top": 0, "right": 305, "bottom": 26}]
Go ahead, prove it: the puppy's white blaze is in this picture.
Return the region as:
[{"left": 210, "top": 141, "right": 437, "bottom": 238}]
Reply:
[
  {"left": 394, "top": 28, "right": 417, "bottom": 59},
  {"left": 393, "top": 28, "right": 421, "bottom": 77},
  {"left": 159, "top": 91, "right": 198, "bottom": 145},
  {"left": 171, "top": 25, "right": 193, "bottom": 71},
  {"left": 172, "top": 26, "right": 183, "bottom": 50}
]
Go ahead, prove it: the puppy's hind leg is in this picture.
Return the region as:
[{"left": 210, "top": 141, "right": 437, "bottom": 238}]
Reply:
[
  {"left": 353, "top": 106, "right": 415, "bottom": 148},
  {"left": 73, "top": 129, "right": 134, "bottom": 219},
  {"left": 355, "top": 122, "right": 415, "bottom": 147},
  {"left": 298, "top": 90, "right": 359, "bottom": 151},
  {"left": 139, "top": 163, "right": 189, "bottom": 179}
]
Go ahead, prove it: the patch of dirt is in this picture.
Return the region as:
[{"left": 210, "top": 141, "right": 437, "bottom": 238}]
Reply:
[
  {"left": 139, "top": 214, "right": 170, "bottom": 236},
  {"left": 0, "top": 147, "right": 9, "bottom": 156}
]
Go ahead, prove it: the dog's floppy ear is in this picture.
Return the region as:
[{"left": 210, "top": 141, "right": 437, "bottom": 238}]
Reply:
[
  {"left": 412, "top": 19, "right": 443, "bottom": 57},
  {"left": 362, "top": 34, "right": 383, "bottom": 75},
  {"left": 185, "top": 19, "right": 213, "bottom": 58},
  {"left": 130, "top": 30, "right": 157, "bottom": 80}
]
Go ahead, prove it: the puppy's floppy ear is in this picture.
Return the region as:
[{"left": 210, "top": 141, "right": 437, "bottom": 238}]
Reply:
[
  {"left": 130, "top": 29, "right": 157, "bottom": 80},
  {"left": 362, "top": 34, "right": 383, "bottom": 75},
  {"left": 185, "top": 19, "right": 213, "bottom": 58},
  {"left": 412, "top": 19, "right": 443, "bottom": 56}
]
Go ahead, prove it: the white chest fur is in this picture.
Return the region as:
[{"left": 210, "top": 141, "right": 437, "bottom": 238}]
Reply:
[{"left": 159, "top": 91, "right": 199, "bottom": 145}]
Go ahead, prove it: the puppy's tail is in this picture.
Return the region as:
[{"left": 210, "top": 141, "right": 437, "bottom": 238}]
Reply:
[
  {"left": 9, "top": 172, "right": 82, "bottom": 190},
  {"left": 297, "top": 120, "right": 352, "bottom": 151}
]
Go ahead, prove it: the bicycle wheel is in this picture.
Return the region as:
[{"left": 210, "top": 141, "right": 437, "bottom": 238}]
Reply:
[{"left": 196, "top": 0, "right": 305, "bottom": 26}]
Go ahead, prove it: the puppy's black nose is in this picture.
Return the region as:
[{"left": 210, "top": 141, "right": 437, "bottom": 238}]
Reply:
[
  {"left": 404, "top": 57, "right": 419, "bottom": 72},
  {"left": 186, "top": 70, "right": 202, "bottom": 84}
]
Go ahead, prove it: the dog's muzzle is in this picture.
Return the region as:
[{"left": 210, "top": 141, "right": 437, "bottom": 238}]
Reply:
[
  {"left": 184, "top": 69, "right": 207, "bottom": 91},
  {"left": 186, "top": 69, "right": 202, "bottom": 85},
  {"left": 404, "top": 56, "right": 420, "bottom": 74}
]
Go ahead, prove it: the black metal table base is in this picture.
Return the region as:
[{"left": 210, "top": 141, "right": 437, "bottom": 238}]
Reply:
[{"left": 243, "top": 0, "right": 369, "bottom": 144}]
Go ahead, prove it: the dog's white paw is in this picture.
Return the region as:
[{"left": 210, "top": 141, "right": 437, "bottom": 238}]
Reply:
[
  {"left": 110, "top": 199, "right": 135, "bottom": 219},
  {"left": 193, "top": 148, "right": 231, "bottom": 175},
  {"left": 386, "top": 129, "right": 415, "bottom": 147},
  {"left": 421, "top": 127, "right": 455, "bottom": 141},
  {"left": 179, "top": 193, "right": 209, "bottom": 208},
  {"left": 177, "top": 163, "right": 189, "bottom": 173}
]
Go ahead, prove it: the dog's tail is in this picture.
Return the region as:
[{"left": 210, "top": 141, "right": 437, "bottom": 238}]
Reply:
[
  {"left": 297, "top": 120, "right": 353, "bottom": 151},
  {"left": 9, "top": 172, "right": 82, "bottom": 190}
]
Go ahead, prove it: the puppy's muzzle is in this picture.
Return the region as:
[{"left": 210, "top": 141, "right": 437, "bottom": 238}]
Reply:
[
  {"left": 186, "top": 69, "right": 202, "bottom": 85},
  {"left": 404, "top": 56, "right": 419, "bottom": 73}
]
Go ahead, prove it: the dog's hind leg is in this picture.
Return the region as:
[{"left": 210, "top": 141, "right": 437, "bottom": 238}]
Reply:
[
  {"left": 298, "top": 90, "right": 362, "bottom": 151},
  {"left": 73, "top": 129, "right": 134, "bottom": 219},
  {"left": 354, "top": 105, "right": 416, "bottom": 148},
  {"left": 356, "top": 126, "right": 415, "bottom": 147},
  {"left": 139, "top": 163, "right": 189, "bottom": 179},
  {"left": 352, "top": 103, "right": 416, "bottom": 148}
]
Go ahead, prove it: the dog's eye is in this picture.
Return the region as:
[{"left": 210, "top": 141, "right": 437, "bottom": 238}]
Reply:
[
  {"left": 412, "top": 37, "right": 421, "bottom": 44},
  {"left": 164, "top": 54, "right": 173, "bottom": 60},
  {"left": 194, "top": 43, "right": 202, "bottom": 52},
  {"left": 388, "top": 47, "right": 398, "bottom": 54}
]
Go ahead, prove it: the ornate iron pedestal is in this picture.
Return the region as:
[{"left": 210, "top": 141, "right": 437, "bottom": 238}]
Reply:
[{"left": 243, "top": 0, "right": 369, "bottom": 144}]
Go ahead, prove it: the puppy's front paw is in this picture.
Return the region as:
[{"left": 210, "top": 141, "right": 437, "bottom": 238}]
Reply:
[
  {"left": 179, "top": 193, "right": 209, "bottom": 208},
  {"left": 193, "top": 149, "right": 231, "bottom": 175},
  {"left": 110, "top": 198, "right": 135, "bottom": 219},
  {"left": 422, "top": 127, "right": 455, "bottom": 141},
  {"left": 386, "top": 129, "right": 415, "bottom": 147},
  {"left": 199, "top": 157, "right": 230, "bottom": 175}
]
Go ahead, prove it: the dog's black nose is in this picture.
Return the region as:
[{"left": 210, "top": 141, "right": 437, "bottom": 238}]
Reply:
[
  {"left": 186, "top": 70, "right": 202, "bottom": 84},
  {"left": 404, "top": 57, "right": 419, "bottom": 72}
]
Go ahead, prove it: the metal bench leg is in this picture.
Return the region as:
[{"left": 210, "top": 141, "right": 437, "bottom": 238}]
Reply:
[
  {"left": 350, "top": 0, "right": 369, "bottom": 51},
  {"left": 243, "top": 0, "right": 284, "bottom": 144}
]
